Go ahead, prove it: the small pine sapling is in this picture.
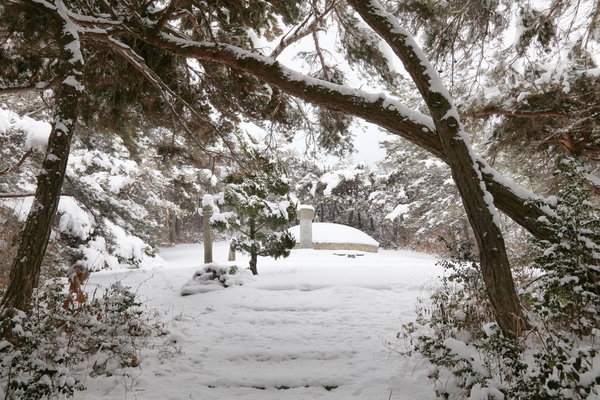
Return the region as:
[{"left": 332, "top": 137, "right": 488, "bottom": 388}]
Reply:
[{"left": 210, "top": 151, "right": 296, "bottom": 275}]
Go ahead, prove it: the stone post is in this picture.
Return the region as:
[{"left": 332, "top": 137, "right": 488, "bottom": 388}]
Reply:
[
  {"left": 202, "top": 195, "right": 214, "bottom": 264},
  {"left": 228, "top": 243, "right": 236, "bottom": 261},
  {"left": 297, "top": 205, "right": 315, "bottom": 249}
]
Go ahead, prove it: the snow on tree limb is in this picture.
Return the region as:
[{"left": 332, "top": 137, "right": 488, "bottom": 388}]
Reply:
[
  {"left": 6, "top": 0, "right": 556, "bottom": 242},
  {"left": 140, "top": 17, "right": 556, "bottom": 241},
  {"left": 348, "top": 0, "right": 527, "bottom": 337}
]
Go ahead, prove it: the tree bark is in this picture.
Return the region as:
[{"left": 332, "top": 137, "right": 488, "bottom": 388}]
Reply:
[
  {"left": 348, "top": 0, "right": 525, "bottom": 336},
  {"left": 249, "top": 218, "right": 258, "bottom": 275},
  {"left": 249, "top": 253, "right": 258, "bottom": 276},
  {"left": 1, "top": 1, "right": 83, "bottom": 312}
]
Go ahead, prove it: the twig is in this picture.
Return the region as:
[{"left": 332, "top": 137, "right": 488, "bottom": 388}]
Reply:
[
  {"left": 0, "top": 150, "right": 33, "bottom": 176},
  {"left": 0, "top": 192, "right": 68, "bottom": 198}
]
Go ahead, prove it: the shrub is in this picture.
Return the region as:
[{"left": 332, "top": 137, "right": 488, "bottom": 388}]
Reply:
[
  {"left": 192, "top": 264, "right": 240, "bottom": 287},
  {"left": 180, "top": 263, "right": 247, "bottom": 295},
  {"left": 0, "top": 279, "right": 161, "bottom": 399}
]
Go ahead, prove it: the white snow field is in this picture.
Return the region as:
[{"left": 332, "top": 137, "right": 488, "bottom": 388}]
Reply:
[{"left": 79, "top": 242, "right": 444, "bottom": 400}]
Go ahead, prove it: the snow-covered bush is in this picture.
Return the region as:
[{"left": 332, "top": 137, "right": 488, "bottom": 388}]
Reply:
[
  {"left": 526, "top": 157, "right": 600, "bottom": 336},
  {"left": 191, "top": 264, "right": 240, "bottom": 287},
  {"left": 0, "top": 279, "right": 161, "bottom": 399},
  {"left": 181, "top": 263, "right": 247, "bottom": 295},
  {"left": 0, "top": 308, "right": 84, "bottom": 399},
  {"left": 415, "top": 160, "right": 600, "bottom": 399},
  {"left": 416, "top": 256, "right": 600, "bottom": 399}
]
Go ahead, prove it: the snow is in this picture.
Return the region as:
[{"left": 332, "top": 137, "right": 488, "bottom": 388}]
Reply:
[
  {"left": 202, "top": 193, "right": 215, "bottom": 207},
  {"left": 586, "top": 173, "right": 600, "bottom": 187},
  {"left": 319, "top": 169, "right": 365, "bottom": 196},
  {"left": 55, "top": 0, "right": 84, "bottom": 65},
  {"left": 104, "top": 220, "right": 151, "bottom": 265},
  {"left": 386, "top": 203, "right": 410, "bottom": 221},
  {"left": 297, "top": 204, "right": 314, "bottom": 212},
  {"left": 0, "top": 109, "right": 54, "bottom": 151},
  {"left": 107, "top": 175, "right": 133, "bottom": 194},
  {"left": 19, "top": 119, "right": 51, "bottom": 150},
  {"left": 63, "top": 75, "right": 85, "bottom": 92},
  {"left": 287, "top": 222, "right": 379, "bottom": 246},
  {"left": 57, "top": 197, "right": 93, "bottom": 240},
  {"left": 81, "top": 241, "right": 443, "bottom": 399}
]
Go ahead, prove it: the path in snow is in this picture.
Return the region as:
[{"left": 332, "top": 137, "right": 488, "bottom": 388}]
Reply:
[{"left": 79, "top": 243, "right": 443, "bottom": 400}]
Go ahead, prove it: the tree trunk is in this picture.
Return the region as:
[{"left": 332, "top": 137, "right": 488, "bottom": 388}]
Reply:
[
  {"left": 249, "top": 218, "right": 258, "bottom": 275},
  {"left": 1, "top": 7, "right": 83, "bottom": 312},
  {"left": 249, "top": 253, "right": 258, "bottom": 275},
  {"left": 168, "top": 209, "right": 176, "bottom": 244},
  {"left": 348, "top": 0, "right": 525, "bottom": 336}
]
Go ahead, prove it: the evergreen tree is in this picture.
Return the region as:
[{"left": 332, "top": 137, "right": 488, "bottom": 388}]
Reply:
[
  {"left": 211, "top": 150, "right": 296, "bottom": 275},
  {"left": 376, "top": 138, "right": 469, "bottom": 252},
  {"left": 0, "top": 0, "right": 303, "bottom": 311}
]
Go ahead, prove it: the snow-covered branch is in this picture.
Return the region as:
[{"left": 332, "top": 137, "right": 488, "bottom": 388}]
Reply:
[
  {"left": 138, "top": 19, "right": 556, "bottom": 242},
  {"left": 0, "top": 77, "right": 62, "bottom": 95},
  {"left": 144, "top": 28, "right": 440, "bottom": 149},
  {"left": 271, "top": 0, "right": 338, "bottom": 59}
]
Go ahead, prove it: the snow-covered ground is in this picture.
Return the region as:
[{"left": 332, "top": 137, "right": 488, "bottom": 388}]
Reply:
[{"left": 79, "top": 242, "right": 444, "bottom": 400}]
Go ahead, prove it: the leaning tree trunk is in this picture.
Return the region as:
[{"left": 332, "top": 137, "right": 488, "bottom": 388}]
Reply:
[
  {"left": 349, "top": 0, "right": 526, "bottom": 337},
  {"left": 1, "top": 6, "right": 83, "bottom": 312}
]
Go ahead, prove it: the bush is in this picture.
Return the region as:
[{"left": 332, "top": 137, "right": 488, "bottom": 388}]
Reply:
[
  {"left": 192, "top": 264, "right": 240, "bottom": 287},
  {"left": 180, "top": 263, "right": 246, "bottom": 296},
  {"left": 0, "top": 279, "right": 161, "bottom": 399},
  {"left": 415, "top": 254, "right": 600, "bottom": 400}
]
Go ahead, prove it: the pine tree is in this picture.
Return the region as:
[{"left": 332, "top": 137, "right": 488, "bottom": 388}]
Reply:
[{"left": 211, "top": 150, "right": 296, "bottom": 275}]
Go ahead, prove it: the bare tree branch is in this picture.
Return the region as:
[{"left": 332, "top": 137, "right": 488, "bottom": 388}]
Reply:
[
  {"left": 0, "top": 77, "right": 61, "bottom": 95},
  {"left": 270, "top": 0, "right": 338, "bottom": 59},
  {"left": 0, "top": 150, "right": 33, "bottom": 176},
  {"left": 464, "top": 108, "right": 563, "bottom": 119},
  {"left": 312, "top": 30, "right": 330, "bottom": 81},
  {"left": 0, "top": 192, "right": 37, "bottom": 198},
  {"left": 155, "top": 0, "right": 188, "bottom": 30}
]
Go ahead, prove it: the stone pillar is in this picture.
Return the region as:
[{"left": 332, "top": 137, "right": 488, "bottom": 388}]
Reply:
[
  {"left": 202, "top": 195, "right": 213, "bottom": 264},
  {"left": 297, "top": 205, "right": 315, "bottom": 249},
  {"left": 228, "top": 243, "right": 236, "bottom": 261}
]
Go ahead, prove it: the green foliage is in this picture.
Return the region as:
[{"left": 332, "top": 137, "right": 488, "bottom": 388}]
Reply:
[
  {"left": 416, "top": 240, "right": 493, "bottom": 342},
  {"left": 0, "top": 309, "right": 84, "bottom": 399},
  {"left": 527, "top": 157, "right": 600, "bottom": 336},
  {"left": 212, "top": 149, "right": 296, "bottom": 274}
]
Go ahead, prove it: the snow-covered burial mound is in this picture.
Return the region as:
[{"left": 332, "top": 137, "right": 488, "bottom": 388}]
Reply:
[{"left": 287, "top": 222, "right": 379, "bottom": 253}]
